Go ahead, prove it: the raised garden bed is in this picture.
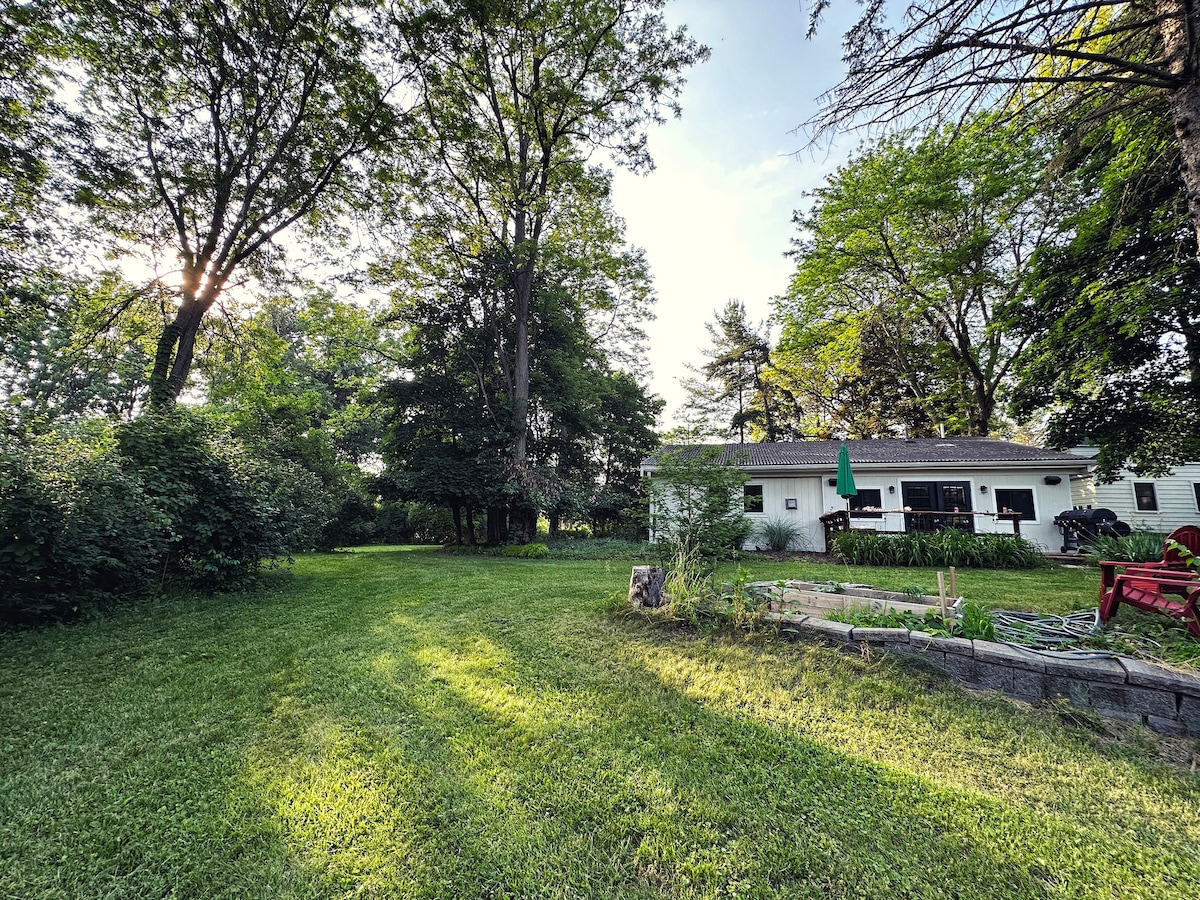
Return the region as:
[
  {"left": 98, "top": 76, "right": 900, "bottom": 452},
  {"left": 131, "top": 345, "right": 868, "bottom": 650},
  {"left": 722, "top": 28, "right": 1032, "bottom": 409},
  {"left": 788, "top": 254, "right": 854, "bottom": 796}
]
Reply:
[{"left": 750, "top": 579, "right": 961, "bottom": 620}]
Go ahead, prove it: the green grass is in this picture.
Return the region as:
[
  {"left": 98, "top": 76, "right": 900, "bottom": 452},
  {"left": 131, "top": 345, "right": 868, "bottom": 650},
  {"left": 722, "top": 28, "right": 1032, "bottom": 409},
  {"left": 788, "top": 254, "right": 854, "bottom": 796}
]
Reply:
[{"left": 1, "top": 548, "right": 1198, "bottom": 898}]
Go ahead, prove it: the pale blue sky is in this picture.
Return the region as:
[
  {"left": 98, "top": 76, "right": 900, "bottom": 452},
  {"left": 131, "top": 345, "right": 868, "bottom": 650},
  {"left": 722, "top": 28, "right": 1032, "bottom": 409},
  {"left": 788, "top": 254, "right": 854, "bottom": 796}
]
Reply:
[{"left": 608, "top": 0, "right": 860, "bottom": 427}]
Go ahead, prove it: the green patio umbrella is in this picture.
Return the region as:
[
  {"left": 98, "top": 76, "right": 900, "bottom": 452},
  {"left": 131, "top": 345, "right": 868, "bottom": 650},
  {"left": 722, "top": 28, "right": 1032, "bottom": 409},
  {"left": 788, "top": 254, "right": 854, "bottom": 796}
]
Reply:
[{"left": 836, "top": 443, "right": 857, "bottom": 505}]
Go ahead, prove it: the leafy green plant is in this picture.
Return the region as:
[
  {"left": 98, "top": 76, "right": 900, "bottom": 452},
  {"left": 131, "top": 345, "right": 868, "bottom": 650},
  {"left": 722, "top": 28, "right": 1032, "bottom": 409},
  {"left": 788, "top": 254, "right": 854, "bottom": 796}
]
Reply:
[
  {"left": 116, "top": 410, "right": 293, "bottom": 590},
  {"left": 719, "top": 566, "right": 765, "bottom": 628},
  {"left": 828, "top": 606, "right": 956, "bottom": 636},
  {"left": 647, "top": 448, "right": 750, "bottom": 572},
  {"left": 1084, "top": 530, "right": 1168, "bottom": 565},
  {"left": 503, "top": 542, "right": 549, "bottom": 559},
  {"left": 833, "top": 530, "right": 1043, "bottom": 568},
  {"left": 959, "top": 600, "right": 997, "bottom": 641},
  {"left": 1, "top": 429, "right": 166, "bottom": 621},
  {"left": 662, "top": 544, "right": 715, "bottom": 624}
]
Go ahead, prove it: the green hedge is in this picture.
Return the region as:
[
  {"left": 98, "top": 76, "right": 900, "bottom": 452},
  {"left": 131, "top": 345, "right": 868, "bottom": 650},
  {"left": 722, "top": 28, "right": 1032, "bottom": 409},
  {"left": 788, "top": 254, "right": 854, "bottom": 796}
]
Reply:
[
  {"left": 1, "top": 430, "right": 165, "bottom": 620},
  {"left": 833, "top": 529, "right": 1044, "bottom": 569},
  {"left": 1, "top": 410, "right": 336, "bottom": 622}
]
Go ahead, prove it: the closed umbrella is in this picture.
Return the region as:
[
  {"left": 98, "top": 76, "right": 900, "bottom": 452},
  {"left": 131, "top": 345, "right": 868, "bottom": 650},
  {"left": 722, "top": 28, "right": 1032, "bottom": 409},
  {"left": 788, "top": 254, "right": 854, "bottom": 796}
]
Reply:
[{"left": 836, "top": 443, "right": 857, "bottom": 506}]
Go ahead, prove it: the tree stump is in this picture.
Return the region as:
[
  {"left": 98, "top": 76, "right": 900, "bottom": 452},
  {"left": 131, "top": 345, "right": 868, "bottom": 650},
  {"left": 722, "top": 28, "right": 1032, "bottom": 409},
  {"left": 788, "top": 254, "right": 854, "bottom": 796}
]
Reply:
[{"left": 628, "top": 565, "right": 666, "bottom": 609}]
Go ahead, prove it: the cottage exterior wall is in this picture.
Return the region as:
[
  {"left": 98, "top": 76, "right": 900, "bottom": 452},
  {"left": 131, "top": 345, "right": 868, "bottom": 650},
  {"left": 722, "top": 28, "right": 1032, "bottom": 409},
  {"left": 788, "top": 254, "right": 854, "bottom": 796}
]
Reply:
[
  {"left": 742, "top": 465, "right": 1076, "bottom": 552},
  {"left": 1072, "top": 463, "right": 1200, "bottom": 533},
  {"left": 644, "top": 440, "right": 1087, "bottom": 554}
]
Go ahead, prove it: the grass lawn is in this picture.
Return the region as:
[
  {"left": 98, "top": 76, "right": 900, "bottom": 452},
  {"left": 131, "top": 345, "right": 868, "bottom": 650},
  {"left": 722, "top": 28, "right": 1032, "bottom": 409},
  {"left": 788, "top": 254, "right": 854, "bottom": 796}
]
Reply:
[{"left": 2, "top": 548, "right": 1198, "bottom": 899}]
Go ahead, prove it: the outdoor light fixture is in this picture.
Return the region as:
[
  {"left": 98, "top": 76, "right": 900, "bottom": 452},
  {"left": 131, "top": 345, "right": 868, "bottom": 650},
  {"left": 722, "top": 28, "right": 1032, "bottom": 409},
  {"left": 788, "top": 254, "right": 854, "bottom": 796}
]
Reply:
[
  {"left": 888, "top": 485, "right": 895, "bottom": 494},
  {"left": 785, "top": 498, "right": 798, "bottom": 509},
  {"left": 827, "top": 477, "right": 838, "bottom": 486},
  {"left": 1044, "top": 475, "right": 1062, "bottom": 485},
  {"left": 979, "top": 485, "right": 988, "bottom": 493}
]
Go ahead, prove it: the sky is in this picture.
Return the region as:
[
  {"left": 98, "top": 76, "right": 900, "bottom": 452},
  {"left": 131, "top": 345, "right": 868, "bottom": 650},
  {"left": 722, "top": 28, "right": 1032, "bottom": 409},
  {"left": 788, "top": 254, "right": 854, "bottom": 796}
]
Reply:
[{"left": 606, "top": 0, "right": 860, "bottom": 428}]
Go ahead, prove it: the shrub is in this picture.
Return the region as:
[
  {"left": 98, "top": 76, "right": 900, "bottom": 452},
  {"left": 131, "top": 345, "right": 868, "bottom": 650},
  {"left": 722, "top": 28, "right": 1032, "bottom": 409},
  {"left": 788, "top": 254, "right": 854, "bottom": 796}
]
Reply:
[
  {"left": 503, "top": 542, "right": 549, "bottom": 558},
  {"left": 833, "top": 529, "right": 1043, "bottom": 568},
  {"left": 648, "top": 448, "right": 749, "bottom": 570},
  {"left": 1, "top": 430, "right": 165, "bottom": 621},
  {"left": 116, "top": 410, "right": 291, "bottom": 590}
]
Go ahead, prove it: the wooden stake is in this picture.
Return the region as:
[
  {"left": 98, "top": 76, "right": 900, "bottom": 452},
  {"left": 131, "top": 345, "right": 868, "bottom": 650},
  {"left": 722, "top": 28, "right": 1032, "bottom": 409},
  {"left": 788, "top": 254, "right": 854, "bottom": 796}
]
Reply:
[
  {"left": 937, "top": 571, "right": 947, "bottom": 621},
  {"left": 948, "top": 566, "right": 957, "bottom": 599}
]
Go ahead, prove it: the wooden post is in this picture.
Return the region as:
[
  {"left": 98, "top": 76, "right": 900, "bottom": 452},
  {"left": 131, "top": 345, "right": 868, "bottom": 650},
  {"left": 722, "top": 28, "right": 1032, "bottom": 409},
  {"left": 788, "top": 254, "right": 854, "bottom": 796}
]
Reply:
[
  {"left": 948, "top": 566, "right": 957, "bottom": 599},
  {"left": 628, "top": 566, "right": 666, "bottom": 609},
  {"left": 937, "top": 571, "right": 947, "bottom": 621}
]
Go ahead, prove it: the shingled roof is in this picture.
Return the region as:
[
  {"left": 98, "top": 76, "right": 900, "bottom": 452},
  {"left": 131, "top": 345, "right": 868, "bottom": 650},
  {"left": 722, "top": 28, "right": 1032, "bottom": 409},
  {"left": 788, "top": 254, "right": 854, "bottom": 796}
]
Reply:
[{"left": 643, "top": 438, "right": 1087, "bottom": 469}]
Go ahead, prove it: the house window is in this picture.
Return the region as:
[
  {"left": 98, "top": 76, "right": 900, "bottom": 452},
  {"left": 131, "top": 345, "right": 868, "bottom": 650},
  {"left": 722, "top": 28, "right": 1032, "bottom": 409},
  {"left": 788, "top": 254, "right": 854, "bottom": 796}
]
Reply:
[
  {"left": 1194, "top": 483, "right": 1200, "bottom": 511},
  {"left": 743, "top": 484, "right": 764, "bottom": 513},
  {"left": 1134, "top": 482, "right": 1158, "bottom": 511},
  {"left": 849, "top": 488, "right": 883, "bottom": 519},
  {"left": 994, "top": 488, "right": 1036, "bottom": 522}
]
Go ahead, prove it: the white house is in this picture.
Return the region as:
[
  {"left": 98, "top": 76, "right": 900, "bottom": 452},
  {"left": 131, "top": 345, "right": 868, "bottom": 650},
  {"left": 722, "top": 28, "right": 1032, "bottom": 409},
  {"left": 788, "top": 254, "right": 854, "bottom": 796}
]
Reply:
[
  {"left": 1071, "top": 456, "right": 1200, "bottom": 534},
  {"left": 643, "top": 438, "right": 1091, "bottom": 552}
]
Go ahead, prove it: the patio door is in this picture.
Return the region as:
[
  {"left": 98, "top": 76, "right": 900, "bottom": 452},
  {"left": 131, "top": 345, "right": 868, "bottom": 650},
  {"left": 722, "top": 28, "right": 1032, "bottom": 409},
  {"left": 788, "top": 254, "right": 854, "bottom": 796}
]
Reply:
[{"left": 901, "top": 481, "right": 974, "bottom": 533}]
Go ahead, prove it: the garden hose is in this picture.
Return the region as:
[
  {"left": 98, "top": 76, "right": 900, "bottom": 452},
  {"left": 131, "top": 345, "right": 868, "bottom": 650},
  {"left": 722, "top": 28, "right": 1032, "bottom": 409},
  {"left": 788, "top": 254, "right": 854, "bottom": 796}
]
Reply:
[{"left": 982, "top": 608, "right": 1124, "bottom": 659}]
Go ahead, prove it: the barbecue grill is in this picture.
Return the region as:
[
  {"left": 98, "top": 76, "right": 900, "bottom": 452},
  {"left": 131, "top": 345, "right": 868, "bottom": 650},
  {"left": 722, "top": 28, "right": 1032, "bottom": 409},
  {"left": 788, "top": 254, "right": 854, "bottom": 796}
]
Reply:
[{"left": 1053, "top": 507, "right": 1131, "bottom": 553}]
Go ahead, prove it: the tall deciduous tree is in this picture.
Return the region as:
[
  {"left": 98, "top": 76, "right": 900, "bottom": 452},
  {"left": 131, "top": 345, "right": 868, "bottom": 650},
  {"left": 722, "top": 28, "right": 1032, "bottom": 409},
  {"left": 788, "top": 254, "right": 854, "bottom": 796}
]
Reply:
[
  {"left": 388, "top": 0, "right": 706, "bottom": 538},
  {"left": 68, "top": 0, "right": 406, "bottom": 408},
  {"left": 0, "top": 0, "right": 60, "bottom": 275},
  {"left": 806, "top": 1, "right": 1200, "bottom": 257},
  {"left": 777, "top": 118, "right": 1058, "bottom": 436},
  {"left": 1010, "top": 97, "right": 1200, "bottom": 478},
  {"left": 380, "top": 188, "right": 663, "bottom": 544}
]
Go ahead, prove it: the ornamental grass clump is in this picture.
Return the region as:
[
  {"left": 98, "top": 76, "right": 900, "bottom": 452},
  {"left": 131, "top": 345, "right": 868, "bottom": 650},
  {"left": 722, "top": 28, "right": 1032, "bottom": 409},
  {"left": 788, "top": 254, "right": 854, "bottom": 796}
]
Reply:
[{"left": 751, "top": 517, "right": 809, "bottom": 552}]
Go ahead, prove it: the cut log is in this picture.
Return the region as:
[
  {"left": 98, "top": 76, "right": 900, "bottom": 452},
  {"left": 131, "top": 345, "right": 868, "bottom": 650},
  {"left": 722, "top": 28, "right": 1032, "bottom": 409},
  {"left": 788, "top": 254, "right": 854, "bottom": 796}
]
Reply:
[{"left": 629, "top": 566, "right": 666, "bottom": 609}]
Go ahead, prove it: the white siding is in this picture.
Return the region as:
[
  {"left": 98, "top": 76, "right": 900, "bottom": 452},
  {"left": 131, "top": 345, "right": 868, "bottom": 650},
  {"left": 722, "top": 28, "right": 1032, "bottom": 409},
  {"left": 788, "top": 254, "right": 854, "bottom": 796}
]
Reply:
[
  {"left": 647, "top": 457, "right": 1086, "bottom": 553},
  {"left": 1074, "top": 464, "right": 1200, "bottom": 534},
  {"left": 747, "top": 465, "right": 1077, "bottom": 552},
  {"left": 741, "top": 476, "right": 823, "bottom": 551}
]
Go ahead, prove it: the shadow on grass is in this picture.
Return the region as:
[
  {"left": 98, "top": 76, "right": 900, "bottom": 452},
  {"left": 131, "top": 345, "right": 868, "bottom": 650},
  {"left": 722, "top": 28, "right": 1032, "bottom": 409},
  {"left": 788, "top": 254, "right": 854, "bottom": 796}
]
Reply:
[
  {"left": 235, "top": 592, "right": 1200, "bottom": 899},
  {"left": 2, "top": 548, "right": 1197, "bottom": 898}
]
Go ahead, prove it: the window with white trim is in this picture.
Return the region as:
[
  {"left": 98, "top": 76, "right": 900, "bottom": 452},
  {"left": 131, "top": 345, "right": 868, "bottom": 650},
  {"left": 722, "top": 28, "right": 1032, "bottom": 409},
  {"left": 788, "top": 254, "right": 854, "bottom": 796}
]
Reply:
[
  {"left": 849, "top": 488, "right": 883, "bottom": 519},
  {"left": 994, "top": 488, "right": 1036, "bottom": 522},
  {"left": 1134, "top": 482, "right": 1158, "bottom": 512}
]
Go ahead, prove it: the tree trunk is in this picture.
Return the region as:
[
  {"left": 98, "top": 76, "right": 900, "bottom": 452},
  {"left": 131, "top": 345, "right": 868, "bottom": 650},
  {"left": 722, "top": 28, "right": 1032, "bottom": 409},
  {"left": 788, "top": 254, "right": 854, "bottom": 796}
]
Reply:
[
  {"left": 147, "top": 296, "right": 207, "bottom": 410},
  {"left": 451, "top": 504, "right": 463, "bottom": 545},
  {"left": 628, "top": 565, "right": 665, "bottom": 608},
  {"left": 487, "top": 506, "right": 507, "bottom": 545},
  {"left": 465, "top": 506, "right": 477, "bottom": 546},
  {"left": 1161, "top": 1, "right": 1200, "bottom": 258},
  {"left": 510, "top": 506, "right": 536, "bottom": 545}
]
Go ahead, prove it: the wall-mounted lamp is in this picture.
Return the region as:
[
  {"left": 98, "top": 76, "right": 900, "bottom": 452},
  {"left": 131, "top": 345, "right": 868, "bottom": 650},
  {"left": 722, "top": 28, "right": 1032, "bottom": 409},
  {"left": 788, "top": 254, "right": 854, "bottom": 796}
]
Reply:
[
  {"left": 979, "top": 485, "right": 988, "bottom": 493},
  {"left": 888, "top": 485, "right": 895, "bottom": 494},
  {"left": 827, "top": 477, "right": 838, "bottom": 486},
  {"left": 1044, "top": 475, "right": 1062, "bottom": 485}
]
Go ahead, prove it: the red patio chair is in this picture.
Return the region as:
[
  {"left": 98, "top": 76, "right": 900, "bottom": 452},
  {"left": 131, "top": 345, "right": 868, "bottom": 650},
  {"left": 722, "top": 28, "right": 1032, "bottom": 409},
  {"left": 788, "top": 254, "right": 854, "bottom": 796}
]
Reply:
[{"left": 1098, "top": 525, "right": 1200, "bottom": 638}]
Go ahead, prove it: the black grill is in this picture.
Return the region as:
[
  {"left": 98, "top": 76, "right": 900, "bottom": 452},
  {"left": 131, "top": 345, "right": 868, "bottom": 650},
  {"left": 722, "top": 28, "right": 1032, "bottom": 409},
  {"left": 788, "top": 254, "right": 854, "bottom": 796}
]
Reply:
[{"left": 1053, "top": 507, "right": 1131, "bottom": 552}]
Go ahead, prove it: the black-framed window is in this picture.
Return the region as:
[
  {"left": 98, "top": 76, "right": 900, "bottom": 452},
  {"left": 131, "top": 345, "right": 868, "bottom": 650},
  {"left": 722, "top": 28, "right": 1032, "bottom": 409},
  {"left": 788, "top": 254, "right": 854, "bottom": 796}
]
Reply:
[
  {"left": 849, "top": 488, "right": 883, "bottom": 518},
  {"left": 743, "top": 484, "right": 764, "bottom": 513},
  {"left": 994, "top": 488, "right": 1036, "bottom": 522},
  {"left": 1134, "top": 482, "right": 1158, "bottom": 511},
  {"left": 1193, "top": 483, "right": 1200, "bottom": 511}
]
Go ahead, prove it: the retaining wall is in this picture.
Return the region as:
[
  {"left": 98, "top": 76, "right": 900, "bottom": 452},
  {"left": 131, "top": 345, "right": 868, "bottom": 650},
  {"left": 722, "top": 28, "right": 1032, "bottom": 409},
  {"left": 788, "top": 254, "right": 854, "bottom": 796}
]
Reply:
[{"left": 773, "top": 613, "right": 1200, "bottom": 737}]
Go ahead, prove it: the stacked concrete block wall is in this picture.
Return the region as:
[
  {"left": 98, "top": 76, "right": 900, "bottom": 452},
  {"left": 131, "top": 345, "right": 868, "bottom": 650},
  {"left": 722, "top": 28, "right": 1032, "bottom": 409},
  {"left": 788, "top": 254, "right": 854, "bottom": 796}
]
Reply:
[{"left": 781, "top": 615, "right": 1200, "bottom": 736}]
